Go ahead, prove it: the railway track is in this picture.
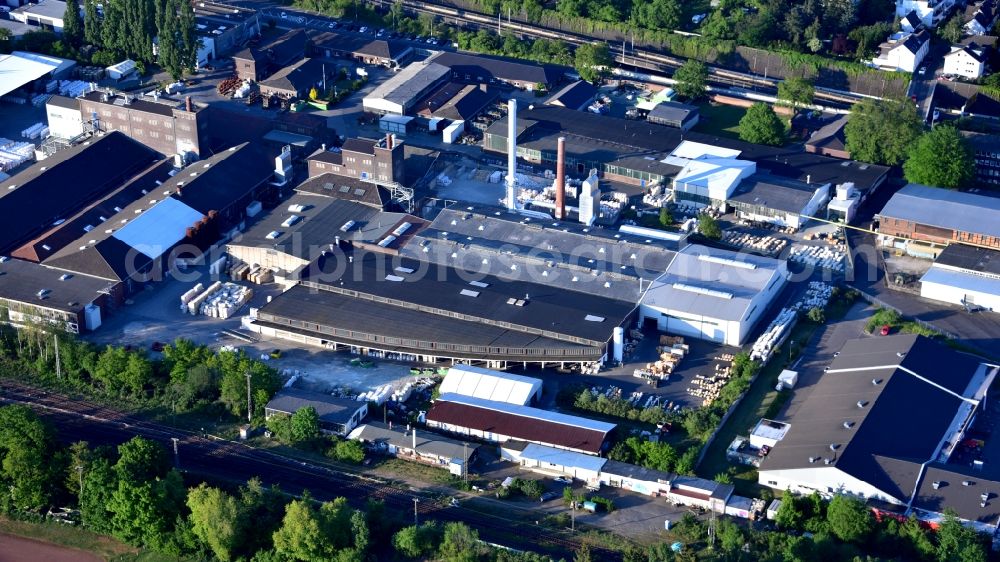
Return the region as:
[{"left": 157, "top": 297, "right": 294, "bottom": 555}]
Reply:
[{"left": 0, "top": 380, "right": 619, "bottom": 560}]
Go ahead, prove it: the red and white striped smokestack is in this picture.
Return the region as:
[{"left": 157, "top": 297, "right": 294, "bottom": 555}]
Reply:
[{"left": 555, "top": 136, "right": 566, "bottom": 220}]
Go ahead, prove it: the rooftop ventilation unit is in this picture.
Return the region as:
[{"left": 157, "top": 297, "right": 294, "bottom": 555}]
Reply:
[
  {"left": 963, "top": 480, "right": 973, "bottom": 486},
  {"left": 281, "top": 215, "right": 301, "bottom": 228},
  {"left": 829, "top": 443, "right": 839, "bottom": 451},
  {"left": 59, "top": 274, "right": 72, "bottom": 281},
  {"left": 824, "top": 458, "right": 833, "bottom": 465},
  {"left": 808, "top": 456, "right": 818, "bottom": 463},
  {"left": 265, "top": 231, "right": 282, "bottom": 240},
  {"left": 288, "top": 204, "right": 307, "bottom": 213},
  {"left": 378, "top": 235, "right": 397, "bottom": 247},
  {"left": 672, "top": 283, "right": 734, "bottom": 300},
  {"left": 385, "top": 275, "right": 404, "bottom": 282},
  {"left": 584, "top": 315, "right": 605, "bottom": 322},
  {"left": 932, "top": 481, "right": 941, "bottom": 489},
  {"left": 392, "top": 223, "right": 412, "bottom": 237},
  {"left": 469, "top": 281, "right": 489, "bottom": 288},
  {"left": 872, "top": 378, "right": 882, "bottom": 385},
  {"left": 697, "top": 254, "right": 758, "bottom": 270},
  {"left": 37, "top": 289, "right": 51, "bottom": 298},
  {"left": 340, "top": 220, "right": 355, "bottom": 232},
  {"left": 843, "top": 421, "right": 854, "bottom": 429},
  {"left": 460, "top": 289, "right": 480, "bottom": 297},
  {"left": 857, "top": 400, "right": 868, "bottom": 408},
  {"left": 896, "top": 352, "right": 906, "bottom": 358}
]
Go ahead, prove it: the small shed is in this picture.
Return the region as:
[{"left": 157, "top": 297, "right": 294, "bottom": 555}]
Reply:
[
  {"left": 766, "top": 499, "right": 782, "bottom": 520},
  {"left": 379, "top": 114, "right": 414, "bottom": 134},
  {"left": 106, "top": 59, "right": 137, "bottom": 80}
]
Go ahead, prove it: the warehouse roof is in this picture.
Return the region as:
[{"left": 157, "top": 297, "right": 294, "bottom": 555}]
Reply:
[
  {"left": 878, "top": 184, "right": 1000, "bottom": 239},
  {"left": 0, "top": 258, "right": 113, "bottom": 315},
  {"left": 428, "top": 393, "right": 614, "bottom": 454},
  {"left": 349, "top": 421, "right": 477, "bottom": 461},
  {"left": 12, "top": 0, "right": 66, "bottom": 20},
  {"left": 805, "top": 115, "right": 848, "bottom": 154},
  {"left": 520, "top": 443, "right": 608, "bottom": 473},
  {"left": 641, "top": 244, "right": 785, "bottom": 322},
  {"left": 728, "top": 174, "right": 826, "bottom": 214},
  {"left": 256, "top": 284, "right": 598, "bottom": 358},
  {"left": 430, "top": 51, "right": 564, "bottom": 87},
  {"left": 920, "top": 265, "right": 1000, "bottom": 298},
  {"left": 417, "top": 83, "right": 498, "bottom": 121},
  {"left": 259, "top": 57, "right": 328, "bottom": 94},
  {"left": 46, "top": 94, "right": 79, "bottom": 110},
  {"left": 298, "top": 249, "right": 636, "bottom": 345},
  {"left": 0, "top": 132, "right": 160, "bottom": 254},
  {"left": 647, "top": 101, "right": 699, "bottom": 125},
  {"left": 601, "top": 459, "right": 672, "bottom": 484},
  {"left": 439, "top": 365, "right": 542, "bottom": 406},
  {"left": 760, "top": 335, "right": 995, "bottom": 503},
  {"left": 364, "top": 61, "right": 450, "bottom": 108},
  {"left": 546, "top": 80, "right": 597, "bottom": 110},
  {"left": 912, "top": 464, "right": 1000, "bottom": 529},
  {"left": 231, "top": 193, "right": 417, "bottom": 258},
  {"left": 234, "top": 28, "right": 308, "bottom": 64},
  {"left": 934, "top": 244, "right": 1000, "bottom": 276},
  {"left": 266, "top": 388, "right": 365, "bottom": 425},
  {"left": 294, "top": 173, "right": 389, "bottom": 208}
]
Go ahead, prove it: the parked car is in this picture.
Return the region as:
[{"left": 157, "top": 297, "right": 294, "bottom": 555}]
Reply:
[
  {"left": 540, "top": 491, "right": 560, "bottom": 502},
  {"left": 270, "top": 349, "right": 283, "bottom": 359},
  {"left": 280, "top": 12, "right": 287, "bottom": 18},
  {"left": 553, "top": 476, "right": 572, "bottom": 485}
]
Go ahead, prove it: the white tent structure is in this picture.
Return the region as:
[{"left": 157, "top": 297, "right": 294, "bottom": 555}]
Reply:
[{"left": 439, "top": 365, "right": 542, "bottom": 406}]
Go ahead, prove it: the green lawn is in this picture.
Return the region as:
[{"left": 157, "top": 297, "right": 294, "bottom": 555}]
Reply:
[
  {"left": 694, "top": 103, "right": 748, "bottom": 139},
  {"left": 697, "top": 297, "right": 855, "bottom": 496}
]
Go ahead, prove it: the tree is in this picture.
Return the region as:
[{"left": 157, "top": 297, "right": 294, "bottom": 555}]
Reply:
[
  {"left": 673, "top": 60, "right": 707, "bottom": 100},
  {"left": 0, "top": 405, "right": 64, "bottom": 513},
  {"left": 272, "top": 499, "right": 335, "bottom": 562},
  {"left": 903, "top": 125, "right": 974, "bottom": 189},
  {"left": 697, "top": 214, "right": 722, "bottom": 240},
  {"left": 807, "top": 306, "right": 825, "bottom": 323},
  {"left": 393, "top": 523, "right": 441, "bottom": 558},
  {"left": 80, "top": 457, "right": 117, "bottom": 533},
  {"left": 329, "top": 439, "right": 365, "bottom": 464},
  {"left": 775, "top": 493, "right": 805, "bottom": 529},
  {"left": 83, "top": 0, "right": 101, "bottom": 45},
  {"left": 936, "top": 511, "right": 987, "bottom": 562},
  {"left": 177, "top": 0, "right": 199, "bottom": 72},
  {"left": 716, "top": 518, "right": 745, "bottom": 555},
  {"left": 123, "top": 353, "right": 152, "bottom": 396},
  {"left": 826, "top": 495, "right": 874, "bottom": 543},
  {"left": 63, "top": 0, "right": 84, "bottom": 49},
  {"left": 777, "top": 77, "right": 815, "bottom": 111},
  {"left": 290, "top": 406, "right": 321, "bottom": 445},
  {"left": 939, "top": 13, "right": 964, "bottom": 44},
  {"left": 115, "top": 437, "right": 169, "bottom": 483},
  {"left": 845, "top": 98, "right": 923, "bottom": 165},
  {"left": 658, "top": 207, "right": 673, "bottom": 228},
  {"left": 574, "top": 43, "right": 612, "bottom": 83},
  {"left": 187, "top": 484, "right": 242, "bottom": 562},
  {"left": 438, "top": 522, "right": 484, "bottom": 562},
  {"left": 574, "top": 544, "right": 593, "bottom": 562},
  {"left": 739, "top": 102, "right": 786, "bottom": 146}
]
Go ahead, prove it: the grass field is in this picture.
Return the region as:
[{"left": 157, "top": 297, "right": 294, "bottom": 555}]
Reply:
[
  {"left": 697, "top": 297, "right": 855, "bottom": 495},
  {"left": 0, "top": 518, "right": 196, "bottom": 562},
  {"left": 694, "top": 103, "right": 747, "bottom": 139}
]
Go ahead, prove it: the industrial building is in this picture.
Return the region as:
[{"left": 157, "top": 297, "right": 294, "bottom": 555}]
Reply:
[
  {"left": 428, "top": 51, "right": 565, "bottom": 92},
  {"left": 43, "top": 142, "right": 279, "bottom": 302},
  {"left": 265, "top": 388, "right": 368, "bottom": 436},
  {"left": 44, "top": 95, "right": 83, "bottom": 140},
  {"left": 233, "top": 29, "right": 309, "bottom": 82},
  {"left": 0, "top": 51, "right": 76, "bottom": 99},
  {"left": 920, "top": 244, "right": 1000, "bottom": 312},
  {"left": 9, "top": 0, "right": 71, "bottom": 33},
  {"left": 639, "top": 245, "right": 788, "bottom": 346},
  {"left": 963, "top": 131, "right": 1000, "bottom": 187},
  {"left": 426, "top": 393, "right": 615, "bottom": 455},
  {"left": 502, "top": 442, "right": 607, "bottom": 484},
  {"left": 258, "top": 58, "right": 333, "bottom": 99},
  {"left": 758, "top": 335, "right": 1000, "bottom": 532},
  {"left": 482, "top": 105, "right": 889, "bottom": 195},
  {"left": 306, "top": 136, "right": 405, "bottom": 185},
  {"left": 349, "top": 421, "right": 478, "bottom": 475},
  {"left": 545, "top": 80, "right": 597, "bottom": 111},
  {"left": 877, "top": 184, "right": 1000, "bottom": 251},
  {"left": 725, "top": 174, "right": 830, "bottom": 228},
  {"left": 438, "top": 365, "right": 543, "bottom": 406},
  {"left": 362, "top": 60, "right": 451, "bottom": 115},
  {"left": 646, "top": 102, "right": 700, "bottom": 131},
  {"left": 0, "top": 132, "right": 161, "bottom": 256},
  {"left": 804, "top": 116, "right": 849, "bottom": 160},
  {"left": 0, "top": 257, "right": 112, "bottom": 333},
  {"left": 77, "top": 89, "right": 211, "bottom": 158},
  {"left": 191, "top": 1, "right": 260, "bottom": 63},
  {"left": 310, "top": 31, "right": 414, "bottom": 69}
]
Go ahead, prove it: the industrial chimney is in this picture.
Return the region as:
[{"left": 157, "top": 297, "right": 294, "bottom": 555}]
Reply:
[
  {"left": 185, "top": 96, "right": 193, "bottom": 112},
  {"left": 385, "top": 133, "right": 393, "bottom": 150},
  {"left": 555, "top": 136, "right": 566, "bottom": 220},
  {"left": 505, "top": 99, "right": 518, "bottom": 211}
]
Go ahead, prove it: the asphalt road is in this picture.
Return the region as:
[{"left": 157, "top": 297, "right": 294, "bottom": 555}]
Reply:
[{"left": 0, "top": 380, "right": 620, "bottom": 560}]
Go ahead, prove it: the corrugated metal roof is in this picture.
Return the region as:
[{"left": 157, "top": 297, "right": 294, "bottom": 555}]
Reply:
[
  {"left": 878, "top": 184, "right": 1000, "bottom": 239},
  {"left": 439, "top": 365, "right": 542, "bottom": 406}
]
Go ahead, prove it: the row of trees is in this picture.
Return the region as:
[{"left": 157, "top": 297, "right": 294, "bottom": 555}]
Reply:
[
  {"left": 0, "top": 325, "right": 282, "bottom": 424},
  {"left": 844, "top": 98, "right": 976, "bottom": 188}
]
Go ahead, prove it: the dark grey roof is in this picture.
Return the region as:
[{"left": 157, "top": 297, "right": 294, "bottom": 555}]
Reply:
[
  {"left": 960, "top": 35, "right": 998, "bottom": 48},
  {"left": 294, "top": 173, "right": 388, "bottom": 208},
  {"left": 309, "top": 31, "right": 412, "bottom": 62},
  {"left": 948, "top": 45, "right": 987, "bottom": 63},
  {"left": 266, "top": 388, "right": 365, "bottom": 425},
  {"left": 78, "top": 90, "right": 186, "bottom": 117},
  {"left": 231, "top": 194, "right": 413, "bottom": 257},
  {"left": 259, "top": 57, "right": 328, "bottom": 94},
  {"left": 350, "top": 421, "right": 478, "bottom": 460},
  {"left": 546, "top": 80, "right": 597, "bottom": 110},
  {"left": 430, "top": 84, "right": 498, "bottom": 121},
  {"left": 728, "top": 173, "right": 825, "bottom": 214},
  {"left": 46, "top": 94, "right": 79, "bottom": 110},
  {"left": 44, "top": 236, "right": 150, "bottom": 282},
  {"left": 912, "top": 464, "right": 1000, "bottom": 527},
  {"left": 761, "top": 335, "right": 989, "bottom": 503},
  {"left": 430, "top": 51, "right": 564, "bottom": 87},
  {"left": 341, "top": 137, "right": 377, "bottom": 155},
  {"left": 162, "top": 142, "right": 274, "bottom": 216},
  {"left": 877, "top": 184, "right": 1000, "bottom": 239},
  {"left": 601, "top": 459, "right": 672, "bottom": 483},
  {"left": 961, "top": 130, "right": 1000, "bottom": 151},
  {"left": 902, "top": 30, "right": 929, "bottom": 55},
  {"left": 0, "top": 258, "right": 113, "bottom": 314},
  {"left": 902, "top": 10, "right": 922, "bottom": 28},
  {"left": 647, "top": 101, "right": 699, "bottom": 125},
  {"left": 484, "top": 105, "right": 889, "bottom": 192},
  {"left": 935, "top": 244, "right": 1000, "bottom": 276},
  {"left": 0, "top": 132, "right": 160, "bottom": 254},
  {"left": 234, "top": 28, "right": 308, "bottom": 65},
  {"left": 805, "top": 115, "right": 848, "bottom": 153},
  {"left": 296, "top": 249, "right": 636, "bottom": 345}
]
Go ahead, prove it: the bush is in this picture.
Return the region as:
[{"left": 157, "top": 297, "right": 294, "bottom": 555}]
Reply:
[
  {"left": 864, "top": 308, "right": 901, "bottom": 333},
  {"left": 588, "top": 496, "right": 615, "bottom": 513},
  {"left": 807, "top": 307, "right": 825, "bottom": 323},
  {"left": 327, "top": 439, "right": 365, "bottom": 464}
]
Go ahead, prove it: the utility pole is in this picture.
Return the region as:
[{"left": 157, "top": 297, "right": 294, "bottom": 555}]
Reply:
[
  {"left": 171, "top": 437, "right": 180, "bottom": 468},
  {"left": 412, "top": 498, "right": 420, "bottom": 526},
  {"left": 463, "top": 442, "right": 468, "bottom": 484},
  {"left": 245, "top": 372, "right": 253, "bottom": 424},
  {"left": 53, "top": 333, "right": 61, "bottom": 380}
]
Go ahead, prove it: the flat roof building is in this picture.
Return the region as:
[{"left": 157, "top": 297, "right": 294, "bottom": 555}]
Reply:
[
  {"left": 758, "top": 335, "right": 1000, "bottom": 531},
  {"left": 0, "top": 258, "right": 112, "bottom": 333},
  {"left": 10, "top": 0, "right": 70, "bottom": 33},
  {"left": 78, "top": 89, "right": 211, "bottom": 158},
  {"left": 233, "top": 28, "right": 309, "bottom": 82},
  {"left": 265, "top": 388, "right": 368, "bottom": 436},
  {"left": 647, "top": 101, "right": 700, "bottom": 132},
  {"left": 639, "top": 244, "right": 788, "bottom": 346},
  {"left": 310, "top": 31, "right": 414, "bottom": 69},
  {"left": 362, "top": 60, "right": 451, "bottom": 115},
  {"left": 349, "top": 421, "right": 478, "bottom": 474},
  {"left": 427, "top": 393, "right": 615, "bottom": 455},
  {"left": 920, "top": 243, "right": 1000, "bottom": 312},
  {"left": 428, "top": 51, "right": 564, "bottom": 91},
  {"left": 877, "top": 184, "right": 1000, "bottom": 249}
]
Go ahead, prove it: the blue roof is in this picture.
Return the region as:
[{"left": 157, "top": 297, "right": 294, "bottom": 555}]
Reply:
[{"left": 878, "top": 184, "right": 1000, "bottom": 239}]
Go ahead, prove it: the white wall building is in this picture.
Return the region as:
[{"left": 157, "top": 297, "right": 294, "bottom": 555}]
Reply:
[
  {"left": 896, "top": 0, "right": 954, "bottom": 27},
  {"left": 920, "top": 244, "right": 1000, "bottom": 312},
  {"left": 639, "top": 245, "right": 787, "bottom": 346},
  {"left": 10, "top": 0, "right": 70, "bottom": 33},
  {"left": 943, "top": 44, "right": 987, "bottom": 79},
  {"left": 870, "top": 30, "right": 930, "bottom": 72},
  {"left": 439, "top": 365, "right": 543, "bottom": 406},
  {"left": 502, "top": 442, "right": 606, "bottom": 484},
  {"left": 45, "top": 95, "right": 82, "bottom": 139}
]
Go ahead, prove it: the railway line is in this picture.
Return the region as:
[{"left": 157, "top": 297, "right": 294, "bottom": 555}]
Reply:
[
  {"left": 389, "top": 0, "right": 865, "bottom": 107},
  {"left": 0, "top": 379, "right": 618, "bottom": 560}
]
